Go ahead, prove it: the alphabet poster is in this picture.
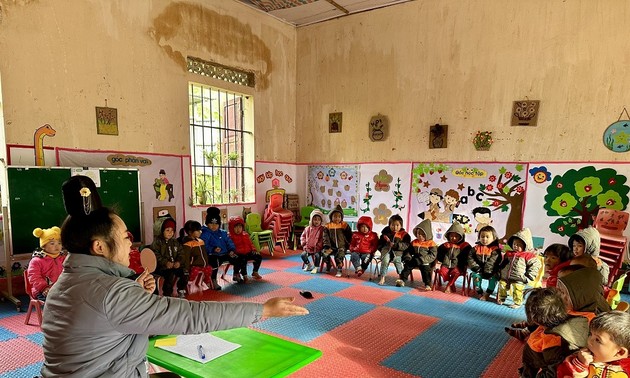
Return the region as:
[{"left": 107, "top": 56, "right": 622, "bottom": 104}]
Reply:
[
  {"left": 409, "top": 162, "right": 527, "bottom": 244},
  {"left": 307, "top": 165, "right": 359, "bottom": 216}
]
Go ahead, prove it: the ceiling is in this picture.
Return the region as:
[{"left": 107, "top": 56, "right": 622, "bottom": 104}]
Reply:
[{"left": 235, "top": 0, "right": 414, "bottom": 27}]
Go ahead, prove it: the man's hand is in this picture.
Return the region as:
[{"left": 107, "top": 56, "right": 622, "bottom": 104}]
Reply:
[
  {"left": 136, "top": 269, "right": 156, "bottom": 294},
  {"left": 262, "top": 297, "right": 309, "bottom": 318}
]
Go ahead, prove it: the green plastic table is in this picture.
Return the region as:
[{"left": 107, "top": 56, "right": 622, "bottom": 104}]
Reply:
[{"left": 147, "top": 328, "right": 322, "bottom": 378}]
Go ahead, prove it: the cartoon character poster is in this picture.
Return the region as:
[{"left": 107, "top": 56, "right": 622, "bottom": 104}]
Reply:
[
  {"left": 409, "top": 163, "right": 527, "bottom": 244},
  {"left": 523, "top": 163, "right": 630, "bottom": 246},
  {"left": 307, "top": 165, "right": 359, "bottom": 216}
]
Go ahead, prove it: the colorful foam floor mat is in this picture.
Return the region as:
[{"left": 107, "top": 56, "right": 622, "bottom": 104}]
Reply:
[{"left": 4, "top": 249, "right": 619, "bottom": 377}]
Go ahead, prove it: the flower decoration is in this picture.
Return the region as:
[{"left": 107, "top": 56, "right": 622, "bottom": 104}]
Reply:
[
  {"left": 80, "top": 188, "right": 91, "bottom": 197},
  {"left": 472, "top": 131, "right": 494, "bottom": 150}
]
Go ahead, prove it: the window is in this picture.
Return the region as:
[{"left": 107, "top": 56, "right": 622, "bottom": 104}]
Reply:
[{"left": 189, "top": 82, "right": 254, "bottom": 205}]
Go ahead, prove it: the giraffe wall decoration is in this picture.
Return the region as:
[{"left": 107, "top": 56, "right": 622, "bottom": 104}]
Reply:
[{"left": 33, "top": 124, "right": 56, "bottom": 166}]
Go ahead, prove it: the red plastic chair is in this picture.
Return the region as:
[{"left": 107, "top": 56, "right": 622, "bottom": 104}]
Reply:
[
  {"left": 593, "top": 209, "right": 629, "bottom": 286},
  {"left": 23, "top": 271, "right": 44, "bottom": 326}
]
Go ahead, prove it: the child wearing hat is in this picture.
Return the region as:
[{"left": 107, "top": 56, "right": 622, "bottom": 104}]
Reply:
[
  {"left": 200, "top": 207, "right": 239, "bottom": 290},
  {"left": 27, "top": 226, "right": 65, "bottom": 301},
  {"left": 150, "top": 216, "right": 187, "bottom": 297}
]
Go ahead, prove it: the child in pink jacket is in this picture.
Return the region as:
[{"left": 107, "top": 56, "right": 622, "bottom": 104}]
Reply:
[
  {"left": 27, "top": 226, "right": 65, "bottom": 301},
  {"left": 300, "top": 209, "right": 326, "bottom": 274}
]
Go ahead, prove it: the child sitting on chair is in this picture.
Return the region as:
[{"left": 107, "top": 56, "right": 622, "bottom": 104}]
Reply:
[
  {"left": 200, "top": 207, "right": 239, "bottom": 290},
  {"left": 468, "top": 225, "right": 502, "bottom": 301},
  {"left": 28, "top": 226, "right": 65, "bottom": 301},
  {"left": 228, "top": 216, "right": 263, "bottom": 282},
  {"left": 498, "top": 228, "right": 542, "bottom": 309},
  {"left": 436, "top": 221, "right": 472, "bottom": 293},
  {"left": 151, "top": 216, "right": 187, "bottom": 298},
  {"left": 377, "top": 214, "right": 410, "bottom": 286},
  {"left": 348, "top": 216, "right": 378, "bottom": 277},
  {"left": 568, "top": 226, "right": 609, "bottom": 285},
  {"left": 557, "top": 311, "right": 630, "bottom": 377},
  {"left": 181, "top": 220, "right": 213, "bottom": 290},
  {"left": 300, "top": 209, "right": 325, "bottom": 274},
  {"left": 323, "top": 205, "right": 353, "bottom": 278},
  {"left": 397, "top": 219, "right": 437, "bottom": 289}
]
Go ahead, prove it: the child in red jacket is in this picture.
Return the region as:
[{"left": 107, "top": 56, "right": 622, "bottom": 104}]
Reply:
[
  {"left": 27, "top": 226, "right": 65, "bottom": 301},
  {"left": 228, "top": 216, "right": 263, "bottom": 283},
  {"left": 348, "top": 216, "right": 378, "bottom": 277},
  {"left": 557, "top": 311, "right": 630, "bottom": 377}
]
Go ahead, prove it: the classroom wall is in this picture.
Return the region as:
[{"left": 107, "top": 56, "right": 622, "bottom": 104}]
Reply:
[
  {"left": 0, "top": 0, "right": 297, "bottom": 162},
  {"left": 295, "top": 0, "right": 630, "bottom": 163}
]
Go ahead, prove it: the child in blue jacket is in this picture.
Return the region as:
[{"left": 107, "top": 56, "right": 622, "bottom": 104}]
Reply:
[{"left": 200, "top": 207, "right": 239, "bottom": 290}]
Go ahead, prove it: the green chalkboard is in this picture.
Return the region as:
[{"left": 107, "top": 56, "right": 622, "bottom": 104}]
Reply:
[{"left": 7, "top": 167, "right": 141, "bottom": 256}]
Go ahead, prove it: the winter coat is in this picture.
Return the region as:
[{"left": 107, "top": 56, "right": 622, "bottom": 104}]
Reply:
[
  {"left": 150, "top": 236, "right": 183, "bottom": 270},
  {"left": 27, "top": 250, "right": 65, "bottom": 298},
  {"left": 301, "top": 209, "right": 325, "bottom": 253},
  {"left": 181, "top": 236, "right": 208, "bottom": 270},
  {"left": 546, "top": 260, "right": 571, "bottom": 288},
  {"left": 200, "top": 226, "right": 236, "bottom": 256},
  {"left": 228, "top": 217, "right": 256, "bottom": 255},
  {"left": 557, "top": 267, "right": 611, "bottom": 314},
  {"left": 405, "top": 220, "right": 437, "bottom": 265},
  {"left": 468, "top": 240, "right": 502, "bottom": 279},
  {"left": 568, "top": 227, "right": 610, "bottom": 285},
  {"left": 41, "top": 253, "right": 262, "bottom": 378},
  {"left": 499, "top": 250, "right": 541, "bottom": 284},
  {"left": 522, "top": 316, "right": 590, "bottom": 378},
  {"left": 323, "top": 205, "right": 352, "bottom": 251},
  {"left": 557, "top": 355, "right": 630, "bottom": 378},
  {"left": 349, "top": 216, "right": 379, "bottom": 254},
  {"left": 378, "top": 215, "right": 411, "bottom": 256},
  {"left": 437, "top": 222, "right": 472, "bottom": 270}
]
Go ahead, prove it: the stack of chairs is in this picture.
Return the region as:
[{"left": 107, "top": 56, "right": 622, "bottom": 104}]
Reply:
[{"left": 262, "top": 192, "right": 293, "bottom": 253}]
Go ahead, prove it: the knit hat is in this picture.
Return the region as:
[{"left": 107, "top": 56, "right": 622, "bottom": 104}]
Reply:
[
  {"left": 163, "top": 219, "right": 176, "bottom": 231},
  {"left": 205, "top": 206, "right": 221, "bottom": 225},
  {"left": 33, "top": 226, "right": 61, "bottom": 248}
]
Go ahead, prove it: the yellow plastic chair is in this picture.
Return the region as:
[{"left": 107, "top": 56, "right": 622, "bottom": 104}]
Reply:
[
  {"left": 530, "top": 255, "right": 545, "bottom": 288},
  {"left": 606, "top": 273, "right": 627, "bottom": 310},
  {"left": 246, "top": 213, "right": 275, "bottom": 256}
]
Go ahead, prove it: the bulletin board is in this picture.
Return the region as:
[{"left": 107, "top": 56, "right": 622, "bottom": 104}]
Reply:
[
  {"left": 523, "top": 163, "right": 630, "bottom": 246},
  {"left": 409, "top": 162, "right": 527, "bottom": 244},
  {"left": 307, "top": 165, "right": 359, "bottom": 216},
  {"left": 6, "top": 166, "right": 142, "bottom": 256}
]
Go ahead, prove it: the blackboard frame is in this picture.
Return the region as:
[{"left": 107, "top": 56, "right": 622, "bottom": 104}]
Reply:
[{"left": 6, "top": 166, "right": 142, "bottom": 257}]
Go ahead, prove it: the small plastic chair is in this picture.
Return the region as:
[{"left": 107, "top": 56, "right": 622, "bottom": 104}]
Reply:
[
  {"left": 246, "top": 213, "right": 275, "bottom": 256},
  {"left": 606, "top": 273, "right": 627, "bottom": 310},
  {"left": 23, "top": 271, "right": 44, "bottom": 326}
]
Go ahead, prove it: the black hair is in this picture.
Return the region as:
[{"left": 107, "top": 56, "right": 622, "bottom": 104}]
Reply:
[
  {"left": 60, "top": 175, "right": 117, "bottom": 255},
  {"left": 477, "top": 225, "right": 498, "bottom": 241},
  {"left": 184, "top": 220, "right": 202, "bottom": 234},
  {"left": 472, "top": 207, "right": 491, "bottom": 216},
  {"left": 525, "top": 287, "right": 569, "bottom": 328},
  {"left": 543, "top": 243, "right": 572, "bottom": 262},
  {"left": 388, "top": 214, "right": 403, "bottom": 228}
]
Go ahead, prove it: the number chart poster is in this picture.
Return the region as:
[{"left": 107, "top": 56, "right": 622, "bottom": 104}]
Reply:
[
  {"left": 523, "top": 163, "right": 630, "bottom": 247},
  {"left": 307, "top": 165, "right": 359, "bottom": 216},
  {"left": 409, "top": 162, "right": 528, "bottom": 244}
]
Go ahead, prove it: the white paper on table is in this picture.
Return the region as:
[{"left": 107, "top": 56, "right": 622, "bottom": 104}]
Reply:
[{"left": 156, "top": 333, "right": 241, "bottom": 364}]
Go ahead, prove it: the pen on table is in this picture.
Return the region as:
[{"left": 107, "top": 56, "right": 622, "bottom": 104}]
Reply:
[{"left": 197, "top": 344, "right": 206, "bottom": 360}]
